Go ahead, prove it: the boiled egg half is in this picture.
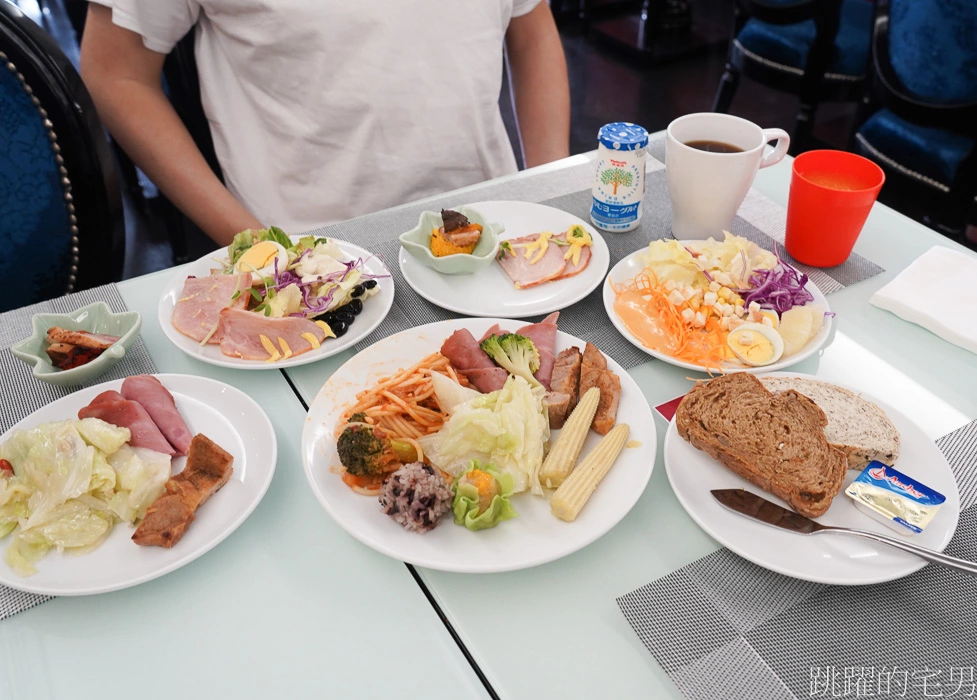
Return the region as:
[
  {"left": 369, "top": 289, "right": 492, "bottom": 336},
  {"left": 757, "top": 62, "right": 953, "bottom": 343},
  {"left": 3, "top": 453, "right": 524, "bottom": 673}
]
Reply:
[
  {"left": 234, "top": 241, "right": 288, "bottom": 282},
  {"left": 727, "top": 322, "right": 784, "bottom": 366}
]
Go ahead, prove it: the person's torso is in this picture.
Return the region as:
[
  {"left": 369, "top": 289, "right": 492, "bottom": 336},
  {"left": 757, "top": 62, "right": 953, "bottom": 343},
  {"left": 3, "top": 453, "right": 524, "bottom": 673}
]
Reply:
[{"left": 193, "top": 0, "right": 521, "bottom": 231}]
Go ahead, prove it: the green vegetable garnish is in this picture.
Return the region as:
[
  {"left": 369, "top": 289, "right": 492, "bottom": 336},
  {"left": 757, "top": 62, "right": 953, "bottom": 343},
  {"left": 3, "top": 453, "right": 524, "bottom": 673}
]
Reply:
[
  {"left": 497, "top": 241, "right": 513, "bottom": 260},
  {"left": 452, "top": 461, "right": 517, "bottom": 531}
]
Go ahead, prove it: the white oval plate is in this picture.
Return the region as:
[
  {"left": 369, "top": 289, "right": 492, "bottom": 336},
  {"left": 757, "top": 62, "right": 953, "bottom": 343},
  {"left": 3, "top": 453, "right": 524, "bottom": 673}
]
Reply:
[
  {"left": 664, "top": 372, "right": 960, "bottom": 585},
  {"left": 158, "top": 238, "right": 394, "bottom": 369},
  {"left": 603, "top": 246, "right": 833, "bottom": 373},
  {"left": 0, "top": 374, "right": 277, "bottom": 596},
  {"left": 399, "top": 201, "right": 610, "bottom": 318},
  {"left": 302, "top": 318, "right": 656, "bottom": 573}
]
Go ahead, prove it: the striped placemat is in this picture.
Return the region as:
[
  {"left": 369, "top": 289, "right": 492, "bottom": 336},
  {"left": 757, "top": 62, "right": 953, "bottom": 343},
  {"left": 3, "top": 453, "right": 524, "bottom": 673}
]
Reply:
[
  {"left": 617, "top": 419, "right": 977, "bottom": 700},
  {"left": 0, "top": 284, "right": 158, "bottom": 621}
]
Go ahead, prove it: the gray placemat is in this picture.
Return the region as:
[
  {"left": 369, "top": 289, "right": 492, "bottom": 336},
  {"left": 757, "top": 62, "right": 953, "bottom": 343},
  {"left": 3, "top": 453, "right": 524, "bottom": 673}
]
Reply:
[
  {"left": 304, "top": 146, "right": 883, "bottom": 368},
  {"left": 0, "top": 284, "right": 159, "bottom": 621},
  {"left": 617, "top": 419, "right": 977, "bottom": 700}
]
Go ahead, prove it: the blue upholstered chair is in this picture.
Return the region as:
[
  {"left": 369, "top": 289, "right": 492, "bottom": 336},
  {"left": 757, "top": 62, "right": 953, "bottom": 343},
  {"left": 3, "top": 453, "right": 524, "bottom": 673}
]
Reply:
[
  {"left": 0, "top": 0, "right": 123, "bottom": 312},
  {"left": 713, "top": 0, "right": 875, "bottom": 154},
  {"left": 852, "top": 0, "right": 977, "bottom": 237}
]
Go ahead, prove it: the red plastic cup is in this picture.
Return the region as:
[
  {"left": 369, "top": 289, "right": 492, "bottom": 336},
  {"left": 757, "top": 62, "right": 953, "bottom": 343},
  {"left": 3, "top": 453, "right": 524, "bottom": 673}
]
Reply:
[{"left": 785, "top": 150, "right": 885, "bottom": 267}]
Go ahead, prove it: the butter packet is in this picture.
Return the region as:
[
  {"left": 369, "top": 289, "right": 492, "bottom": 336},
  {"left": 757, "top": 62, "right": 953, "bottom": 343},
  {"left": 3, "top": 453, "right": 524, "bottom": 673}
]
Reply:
[{"left": 845, "top": 461, "right": 946, "bottom": 535}]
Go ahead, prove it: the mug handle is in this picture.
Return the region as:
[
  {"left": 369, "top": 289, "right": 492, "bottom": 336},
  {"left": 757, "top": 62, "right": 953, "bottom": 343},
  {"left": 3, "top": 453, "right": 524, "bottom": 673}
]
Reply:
[{"left": 759, "top": 128, "right": 790, "bottom": 168}]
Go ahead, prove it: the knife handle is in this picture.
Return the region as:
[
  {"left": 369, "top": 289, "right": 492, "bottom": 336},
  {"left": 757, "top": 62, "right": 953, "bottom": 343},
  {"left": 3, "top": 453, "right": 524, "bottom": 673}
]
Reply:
[{"left": 817, "top": 527, "right": 977, "bottom": 577}]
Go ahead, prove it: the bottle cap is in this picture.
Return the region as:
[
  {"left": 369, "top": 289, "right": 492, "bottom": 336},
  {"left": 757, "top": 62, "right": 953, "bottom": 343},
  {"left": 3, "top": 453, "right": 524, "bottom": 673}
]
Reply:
[{"left": 597, "top": 122, "right": 649, "bottom": 152}]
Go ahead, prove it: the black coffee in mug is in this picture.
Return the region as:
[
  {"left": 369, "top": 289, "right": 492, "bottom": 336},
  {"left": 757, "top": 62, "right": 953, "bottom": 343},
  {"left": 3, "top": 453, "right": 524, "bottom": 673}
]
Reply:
[{"left": 684, "top": 140, "right": 744, "bottom": 154}]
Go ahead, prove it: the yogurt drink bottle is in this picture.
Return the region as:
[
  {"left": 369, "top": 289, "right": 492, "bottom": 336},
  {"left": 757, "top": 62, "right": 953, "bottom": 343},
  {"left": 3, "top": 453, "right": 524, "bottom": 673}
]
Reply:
[{"left": 590, "top": 122, "right": 649, "bottom": 233}]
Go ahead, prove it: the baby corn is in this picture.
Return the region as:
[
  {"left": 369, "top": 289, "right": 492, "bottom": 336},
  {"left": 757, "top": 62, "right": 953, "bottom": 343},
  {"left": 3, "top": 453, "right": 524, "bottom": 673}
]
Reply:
[
  {"left": 550, "top": 423, "right": 630, "bottom": 522},
  {"left": 538, "top": 388, "right": 600, "bottom": 489}
]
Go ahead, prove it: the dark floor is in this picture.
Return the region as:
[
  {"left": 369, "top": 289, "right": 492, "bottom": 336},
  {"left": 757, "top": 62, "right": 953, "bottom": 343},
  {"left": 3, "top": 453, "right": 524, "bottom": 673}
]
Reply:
[{"left": 16, "top": 0, "right": 976, "bottom": 278}]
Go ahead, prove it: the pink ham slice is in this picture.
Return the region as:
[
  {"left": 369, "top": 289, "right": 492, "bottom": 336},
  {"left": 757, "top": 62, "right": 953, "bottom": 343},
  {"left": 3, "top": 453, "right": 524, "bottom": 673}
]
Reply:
[
  {"left": 172, "top": 274, "right": 251, "bottom": 344},
  {"left": 496, "top": 234, "right": 567, "bottom": 289},
  {"left": 122, "top": 375, "right": 193, "bottom": 455},
  {"left": 517, "top": 312, "right": 559, "bottom": 389},
  {"left": 560, "top": 244, "right": 592, "bottom": 279},
  {"left": 440, "top": 329, "right": 509, "bottom": 393},
  {"left": 216, "top": 308, "right": 326, "bottom": 361},
  {"left": 479, "top": 324, "right": 509, "bottom": 343},
  {"left": 79, "top": 397, "right": 176, "bottom": 456}
]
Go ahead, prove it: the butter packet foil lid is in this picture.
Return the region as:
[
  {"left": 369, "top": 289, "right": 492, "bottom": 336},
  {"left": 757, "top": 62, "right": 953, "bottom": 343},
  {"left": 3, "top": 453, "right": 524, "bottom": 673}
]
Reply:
[{"left": 845, "top": 461, "right": 946, "bottom": 535}]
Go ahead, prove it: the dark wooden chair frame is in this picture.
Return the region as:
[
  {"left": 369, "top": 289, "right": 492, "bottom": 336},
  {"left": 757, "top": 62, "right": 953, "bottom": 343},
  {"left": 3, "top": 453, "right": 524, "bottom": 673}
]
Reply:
[
  {"left": 852, "top": 0, "right": 977, "bottom": 235},
  {"left": 0, "top": 0, "right": 124, "bottom": 291},
  {"left": 713, "top": 0, "right": 870, "bottom": 155}
]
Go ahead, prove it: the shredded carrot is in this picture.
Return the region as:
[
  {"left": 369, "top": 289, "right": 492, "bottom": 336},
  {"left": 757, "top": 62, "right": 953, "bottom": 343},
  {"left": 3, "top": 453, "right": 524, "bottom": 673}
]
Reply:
[{"left": 613, "top": 269, "right": 730, "bottom": 370}]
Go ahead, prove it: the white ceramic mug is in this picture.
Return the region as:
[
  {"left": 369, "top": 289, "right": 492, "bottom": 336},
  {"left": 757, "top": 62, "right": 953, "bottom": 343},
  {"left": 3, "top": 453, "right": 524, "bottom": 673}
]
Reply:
[{"left": 666, "top": 113, "right": 790, "bottom": 238}]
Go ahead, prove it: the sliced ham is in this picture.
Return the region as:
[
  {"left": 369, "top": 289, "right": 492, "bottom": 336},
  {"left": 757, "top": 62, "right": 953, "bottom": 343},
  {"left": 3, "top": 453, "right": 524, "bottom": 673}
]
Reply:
[
  {"left": 479, "top": 324, "right": 509, "bottom": 343},
  {"left": 441, "top": 329, "right": 496, "bottom": 370},
  {"left": 496, "top": 232, "right": 593, "bottom": 289},
  {"left": 497, "top": 234, "right": 567, "bottom": 289},
  {"left": 122, "top": 375, "right": 192, "bottom": 455},
  {"left": 459, "top": 368, "right": 509, "bottom": 394},
  {"left": 561, "top": 244, "right": 592, "bottom": 279},
  {"left": 216, "top": 308, "right": 326, "bottom": 361},
  {"left": 516, "top": 312, "right": 559, "bottom": 389},
  {"left": 79, "top": 397, "right": 176, "bottom": 456},
  {"left": 440, "top": 329, "right": 510, "bottom": 393},
  {"left": 172, "top": 274, "right": 251, "bottom": 344}
]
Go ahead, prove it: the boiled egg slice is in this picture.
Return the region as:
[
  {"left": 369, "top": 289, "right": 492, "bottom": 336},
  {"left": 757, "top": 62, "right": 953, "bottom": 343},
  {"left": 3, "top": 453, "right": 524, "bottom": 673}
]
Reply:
[
  {"left": 234, "top": 241, "right": 288, "bottom": 282},
  {"left": 726, "top": 322, "right": 785, "bottom": 366},
  {"left": 759, "top": 310, "right": 780, "bottom": 328}
]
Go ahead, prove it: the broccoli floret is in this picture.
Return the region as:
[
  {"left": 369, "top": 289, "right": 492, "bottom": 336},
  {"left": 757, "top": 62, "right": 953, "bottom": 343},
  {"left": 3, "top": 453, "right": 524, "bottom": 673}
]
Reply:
[
  {"left": 336, "top": 423, "right": 417, "bottom": 477},
  {"left": 479, "top": 333, "right": 541, "bottom": 387},
  {"left": 348, "top": 412, "right": 368, "bottom": 424}
]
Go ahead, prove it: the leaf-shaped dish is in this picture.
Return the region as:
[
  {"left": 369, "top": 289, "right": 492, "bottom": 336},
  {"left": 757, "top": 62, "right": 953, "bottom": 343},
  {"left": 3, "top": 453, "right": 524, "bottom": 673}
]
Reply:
[{"left": 398, "top": 206, "right": 503, "bottom": 275}]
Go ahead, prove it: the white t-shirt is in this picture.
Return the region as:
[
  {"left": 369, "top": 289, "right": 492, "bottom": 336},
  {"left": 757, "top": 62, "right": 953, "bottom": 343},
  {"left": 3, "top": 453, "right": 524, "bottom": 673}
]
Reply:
[{"left": 94, "top": 0, "right": 540, "bottom": 232}]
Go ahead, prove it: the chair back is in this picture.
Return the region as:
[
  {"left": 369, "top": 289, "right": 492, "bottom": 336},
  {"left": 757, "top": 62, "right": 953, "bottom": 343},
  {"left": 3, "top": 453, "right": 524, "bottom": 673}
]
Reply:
[
  {"left": 0, "top": 0, "right": 123, "bottom": 312},
  {"left": 888, "top": 0, "right": 977, "bottom": 106}
]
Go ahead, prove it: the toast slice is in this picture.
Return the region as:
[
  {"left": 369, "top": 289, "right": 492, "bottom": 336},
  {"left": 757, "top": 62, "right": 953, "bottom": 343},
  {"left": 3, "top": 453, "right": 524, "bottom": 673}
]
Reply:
[
  {"left": 759, "top": 376, "right": 900, "bottom": 470},
  {"left": 676, "top": 373, "right": 848, "bottom": 518}
]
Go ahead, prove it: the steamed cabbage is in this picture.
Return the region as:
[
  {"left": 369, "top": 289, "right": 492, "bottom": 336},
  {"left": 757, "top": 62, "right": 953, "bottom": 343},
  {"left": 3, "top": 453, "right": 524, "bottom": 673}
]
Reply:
[
  {"left": 418, "top": 376, "right": 549, "bottom": 495},
  {"left": 0, "top": 419, "right": 171, "bottom": 576},
  {"left": 451, "top": 461, "right": 517, "bottom": 531}
]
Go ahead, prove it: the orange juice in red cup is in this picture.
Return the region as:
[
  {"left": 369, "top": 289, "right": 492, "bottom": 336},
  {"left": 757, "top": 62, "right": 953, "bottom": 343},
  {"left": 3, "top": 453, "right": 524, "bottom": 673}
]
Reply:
[{"left": 785, "top": 150, "right": 884, "bottom": 267}]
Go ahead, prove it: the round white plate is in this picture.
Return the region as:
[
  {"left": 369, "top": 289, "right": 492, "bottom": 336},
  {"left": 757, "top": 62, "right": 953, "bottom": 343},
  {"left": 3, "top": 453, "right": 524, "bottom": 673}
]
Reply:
[
  {"left": 603, "top": 246, "right": 833, "bottom": 374},
  {"left": 664, "top": 372, "right": 960, "bottom": 585},
  {"left": 302, "top": 317, "right": 656, "bottom": 573},
  {"left": 0, "top": 374, "right": 277, "bottom": 595},
  {"left": 158, "top": 238, "right": 394, "bottom": 369},
  {"left": 399, "top": 201, "right": 610, "bottom": 318}
]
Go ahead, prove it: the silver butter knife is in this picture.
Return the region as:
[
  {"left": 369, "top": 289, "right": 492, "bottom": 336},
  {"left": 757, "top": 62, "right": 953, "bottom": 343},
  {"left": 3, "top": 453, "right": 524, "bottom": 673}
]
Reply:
[{"left": 711, "top": 488, "right": 977, "bottom": 577}]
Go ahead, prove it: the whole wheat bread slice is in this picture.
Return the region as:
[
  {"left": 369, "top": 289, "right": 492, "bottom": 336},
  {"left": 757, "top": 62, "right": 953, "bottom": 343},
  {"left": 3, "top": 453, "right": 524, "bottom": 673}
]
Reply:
[
  {"left": 759, "top": 376, "right": 900, "bottom": 470},
  {"left": 676, "top": 373, "right": 848, "bottom": 518}
]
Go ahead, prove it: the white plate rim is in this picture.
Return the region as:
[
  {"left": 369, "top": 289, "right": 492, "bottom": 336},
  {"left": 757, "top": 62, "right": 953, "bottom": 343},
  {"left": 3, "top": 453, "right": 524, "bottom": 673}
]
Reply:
[
  {"left": 662, "top": 372, "right": 961, "bottom": 585},
  {"left": 0, "top": 373, "right": 277, "bottom": 596},
  {"left": 300, "top": 317, "right": 657, "bottom": 573},
  {"left": 157, "top": 238, "right": 394, "bottom": 369},
  {"left": 602, "top": 245, "right": 833, "bottom": 373},
  {"left": 399, "top": 200, "right": 611, "bottom": 319}
]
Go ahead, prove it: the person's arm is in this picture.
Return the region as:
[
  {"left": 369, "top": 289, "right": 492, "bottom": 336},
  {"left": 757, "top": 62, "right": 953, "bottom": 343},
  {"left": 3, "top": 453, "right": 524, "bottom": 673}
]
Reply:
[
  {"left": 505, "top": 2, "right": 571, "bottom": 168},
  {"left": 80, "top": 4, "right": 263, "bottom": 246}
]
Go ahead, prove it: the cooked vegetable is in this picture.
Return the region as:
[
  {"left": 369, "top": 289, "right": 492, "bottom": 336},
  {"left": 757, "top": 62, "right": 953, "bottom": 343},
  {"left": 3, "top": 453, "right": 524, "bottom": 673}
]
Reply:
[
  {"left": 538, "top": 387, "right": 600, "bottom": 489},
  {"left": 479, "top": 333, "right": 541, "bottom": 388},
  {"left": 451, "top": 461, "right": 517, "bottom": 531},
  {"left": 336, "top": 422, "right": 418, "bottom": 478},
  {"left": 418, "top": 376, "right": 549, "bottom": 495},
  {"left": 430, "top": 372, "right": 482, "bottom": 414},
  {"left": 550, "top": 423, "right": 630, "bottom": 522}
]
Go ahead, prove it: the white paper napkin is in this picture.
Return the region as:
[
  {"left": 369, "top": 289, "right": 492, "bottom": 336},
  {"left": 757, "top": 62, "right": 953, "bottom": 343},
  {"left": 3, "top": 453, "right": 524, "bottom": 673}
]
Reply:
[{"left": 870, "top": 245, "right": 977, "bottom": 354}]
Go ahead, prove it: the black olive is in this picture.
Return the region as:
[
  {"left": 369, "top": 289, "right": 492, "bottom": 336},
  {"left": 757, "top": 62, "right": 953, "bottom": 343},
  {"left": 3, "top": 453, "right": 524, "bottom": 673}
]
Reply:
[
  {"left": 363, "top": 279, "right": 378, "bottom": 290},
  {"left": 335, "top": 310, "right": 355, "bottom": 324},
  {"left": 331, "top": 319, "right": 349, "bottom": 337},
  {"left": 347, "top": 299, "right": 363, "bottom": 315},
  {"left": 350, "top": 284, "right": 365, "bottom": 298}
]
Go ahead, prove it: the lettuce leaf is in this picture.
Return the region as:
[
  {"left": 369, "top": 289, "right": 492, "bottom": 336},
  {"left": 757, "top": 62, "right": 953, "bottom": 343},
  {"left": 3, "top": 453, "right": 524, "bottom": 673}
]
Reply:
[
  {"left": 418, "top": 376, "right": 549, "bottom": 494},
  {"left": 451, "top": 461, "right": 517, "bottom": 531}
]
